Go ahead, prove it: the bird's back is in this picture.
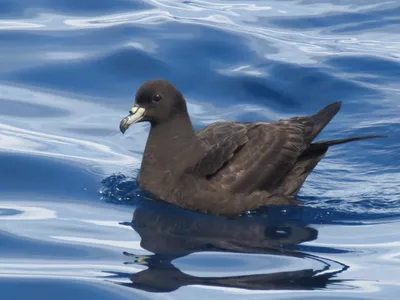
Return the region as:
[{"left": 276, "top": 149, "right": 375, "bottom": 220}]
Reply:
[{"left": 196, "top": 102, "right": 343, "bottom": 196}]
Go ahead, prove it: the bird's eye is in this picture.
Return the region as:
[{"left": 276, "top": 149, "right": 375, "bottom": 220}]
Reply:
[{"left": 153, "top": 94, "right": 162, "bottom": 102}]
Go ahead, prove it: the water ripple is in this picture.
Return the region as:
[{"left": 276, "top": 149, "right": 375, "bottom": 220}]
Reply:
[{"left": 0, "top": 0, "right": 399, "bottom": 299}]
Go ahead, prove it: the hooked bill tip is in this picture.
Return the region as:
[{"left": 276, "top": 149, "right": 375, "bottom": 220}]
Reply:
[{"left": 119, "top": 117, "right": 129, "bottom": 134}]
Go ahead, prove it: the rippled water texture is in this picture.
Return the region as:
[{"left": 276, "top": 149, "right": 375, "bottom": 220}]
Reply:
[{"left": 1, "top": 0, "right": 400, "bottom": 299}]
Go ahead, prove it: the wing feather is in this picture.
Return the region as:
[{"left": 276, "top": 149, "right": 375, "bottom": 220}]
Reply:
[
  {"left": 193, "top": 102, "right": 342, "bottom": 194},
  {"left": 209, "top": 120, "right": 313, "bottom": 193},
  {"left": 193, "top": 122, "right": 248, "bottom": 176}
]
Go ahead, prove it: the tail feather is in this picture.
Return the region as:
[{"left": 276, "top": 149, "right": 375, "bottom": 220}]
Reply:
[
  {"left": 310, "top": 135, "right": 387, "bottom": 150},
  {"left": 276, "top": 134, "right": 386, "bottom": 197}
]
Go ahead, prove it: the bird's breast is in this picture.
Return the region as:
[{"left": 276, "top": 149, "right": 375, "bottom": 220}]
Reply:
[{"left": 137, "top": 166, "right": 177, "bottom": 201}]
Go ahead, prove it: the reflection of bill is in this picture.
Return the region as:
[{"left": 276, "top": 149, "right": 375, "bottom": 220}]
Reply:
[{"left": 107, "top": 200, "right": 348, "bottom": 293}]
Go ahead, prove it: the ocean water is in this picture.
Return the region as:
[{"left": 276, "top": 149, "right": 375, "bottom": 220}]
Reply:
[{"left": 1, "top": 0, "right": 399, "bottom": 299}]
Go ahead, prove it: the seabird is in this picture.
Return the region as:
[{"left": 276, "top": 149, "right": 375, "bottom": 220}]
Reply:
[{"left": 119, "top": 79, "right": 384, "bottom": 217}]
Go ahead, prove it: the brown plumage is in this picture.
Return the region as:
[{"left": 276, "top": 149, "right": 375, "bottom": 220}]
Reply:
[{"left": 119, "top": 79, "right": 384, "bottom": 217}]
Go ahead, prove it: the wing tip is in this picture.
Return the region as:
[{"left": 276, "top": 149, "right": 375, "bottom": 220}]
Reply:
[{"left": 328, "top": 100, "right": 342, "bottom": 113}]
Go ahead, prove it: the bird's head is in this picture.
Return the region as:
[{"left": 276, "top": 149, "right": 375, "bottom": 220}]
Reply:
[{"left": 119, "top": 79, "right": 187, "bottom": 133}]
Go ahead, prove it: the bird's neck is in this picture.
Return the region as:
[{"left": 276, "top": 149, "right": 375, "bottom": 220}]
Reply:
[{"left": 138, "top": 114, "right": 204, "bottom": 194}]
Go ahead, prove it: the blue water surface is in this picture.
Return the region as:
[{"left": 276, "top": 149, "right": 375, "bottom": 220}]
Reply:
[{"left": 1, "top": 0, "right": 400, "bottom": 299}]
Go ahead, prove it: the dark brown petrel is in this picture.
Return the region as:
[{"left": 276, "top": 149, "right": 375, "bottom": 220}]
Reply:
[{"left": 119, "top": 79, "right": 384, "bottom": 217}]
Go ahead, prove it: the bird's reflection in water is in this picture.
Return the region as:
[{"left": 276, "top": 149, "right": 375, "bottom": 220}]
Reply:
[{"left": 109, "top": 200, "right": 348, "bottom": 293}]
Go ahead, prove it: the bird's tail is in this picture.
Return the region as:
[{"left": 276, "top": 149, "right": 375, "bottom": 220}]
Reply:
[
  {"left": 275, "top": 134, "right": 386, "bottom": 197},
  {"left": 310, "top": 135, "right": 386, "bottom": 150}
]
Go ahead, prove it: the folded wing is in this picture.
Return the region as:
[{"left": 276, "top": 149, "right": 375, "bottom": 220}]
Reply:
[{"left": 195, "top": 102, "right": 343, "bottom": 194}]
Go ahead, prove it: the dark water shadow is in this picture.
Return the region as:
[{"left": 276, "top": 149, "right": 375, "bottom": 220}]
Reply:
[{"left": 103, "top": 200, "right": 350, "bottom": 293}]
